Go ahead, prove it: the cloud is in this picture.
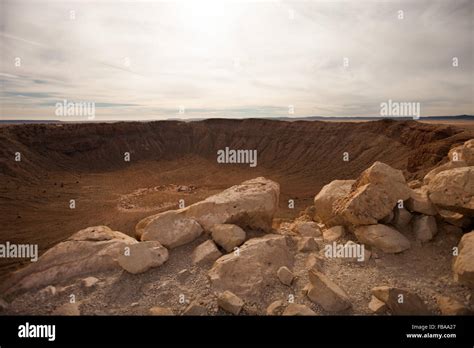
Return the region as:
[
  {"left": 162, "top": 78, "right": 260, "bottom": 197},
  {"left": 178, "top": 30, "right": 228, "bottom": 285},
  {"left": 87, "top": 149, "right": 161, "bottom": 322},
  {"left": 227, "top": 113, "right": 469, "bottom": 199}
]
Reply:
[{"left": 1, "top": 0, "right": 472, "bottom": 120}]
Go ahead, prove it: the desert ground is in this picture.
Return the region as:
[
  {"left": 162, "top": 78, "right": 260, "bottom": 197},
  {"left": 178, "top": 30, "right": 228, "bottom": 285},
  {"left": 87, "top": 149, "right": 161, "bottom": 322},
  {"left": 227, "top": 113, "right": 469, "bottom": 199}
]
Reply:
[{"left": 0, "top": 118, "right": 473, "bottom": 316}]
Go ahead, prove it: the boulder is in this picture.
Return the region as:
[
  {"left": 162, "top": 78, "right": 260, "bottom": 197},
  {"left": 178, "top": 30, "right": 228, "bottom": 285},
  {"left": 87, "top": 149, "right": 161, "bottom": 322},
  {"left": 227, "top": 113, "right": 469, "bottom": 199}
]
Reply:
[
  {"left": 371, "top": 286, "right": 430, "bottom": 315},
  {"left": 391, "top": 207, "right": 412, "bottom": 232},
  {"left": 453, "top": 231, "right": 474, "bottom": 288},
  {"left": 210, "top": 224, "right": 246, "bottom": 253},
  {"left": 191, "top": 240, "right": 222, "bottom": 266},
  {"left": 149, "top": 307, "right": 174, "bottom": 315},
  {"left": 297, "top": 237, "right": 319, "bottom": 252},
  {"left": 208, "top": 234, "right": 293, "bottom": 299},
  {"left": 136, "top": 211, "right": 203, "bottom": 248},
  {"left": 282, "top": 303, "right": 316, "bottom": 316},
  {"left": 438, "top": 209, "right": 471, "bottom": 228},
  {"left": 406, "top": 187, "right": 437, "bottom": 215},
  {"left": 436, "top": 295, "right": 471, "bottom": 315},
  {"left": 277, "top": 266, "right": 294, "bottom": 286},
  {"left": 118, "top": 241, "right": 169, "bottom": 274},
  {"left": 323, "top": 226, "right": 344, "bottom": 242},
  {"left": 307, "top": 270, "right": 351, "bottom": 312},
  {"left": 3, "top": 226, "right": 137, "bottom": 294},
  {"left": 291, "top": 220, "right": 321, "bottom": 237},
  {"left": 423, "top": 160, "right": 467, "bottom": 185},
  {"left": 217, "top": 291, "right": 244, "bottom": 315},
  {"left": 136, "top": 177, "right": 279, "bottom": 246},
  {"left": 354, "top": 224, "right": 410, "bottom": 253},
  {"left": 333, "top": 162, "right": 411, "bottom": 226},
  {"left": 428, "top": 167, "right": 474, "bottom": 216},
  {"left": 266, "top": 300, "right": 286, "bottom": 315},
  {"left": 449, "top": 139, "right": 474, "bottom": 165},
  {"left": 412, "top": 215, "right": 437, "bottom": 242},
  {"left": 313, "top": 180, "right": 355, "bottom": 226}
]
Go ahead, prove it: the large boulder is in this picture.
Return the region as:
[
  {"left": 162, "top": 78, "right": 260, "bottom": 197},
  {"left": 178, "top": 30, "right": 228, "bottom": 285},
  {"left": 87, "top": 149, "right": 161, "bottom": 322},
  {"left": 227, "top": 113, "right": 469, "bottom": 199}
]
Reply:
[
  {"left": 423, "top": 160, "right": 467, "bottom": 185},
  {"left": 449, "top": 139, "right": 474, "bottom": 165},
  {"left": 136, "top": 211, "right": 203, "bottom": 248},
  {"left": 371, "top": 286, "right": 430, "bottom": 315},
  {"left": 428, "top": 167, "right": 474, "bottom": 216},
  {"left": 3, "top": 226, "right": 137, "bottom": 294},
  {"left": 118, "top": 241, "right": 168, "bottom": 274},
  {"left": 208, "top": 234, "right": 293, "bottom": 299},
  {"left": 453, "top": 231, "right": 474, "bottom": 288},
  {"left": 333, "top": 162, "right": 411, "bottom": 226},
  {"left": 354, "top": 224, "right": 410, "bottom": 253},
  {"left": 136, "top": 177, "right": 279, "bottom": 246},
  {"left": 313, "top": 180, "right": 355, "bottom": 226}
]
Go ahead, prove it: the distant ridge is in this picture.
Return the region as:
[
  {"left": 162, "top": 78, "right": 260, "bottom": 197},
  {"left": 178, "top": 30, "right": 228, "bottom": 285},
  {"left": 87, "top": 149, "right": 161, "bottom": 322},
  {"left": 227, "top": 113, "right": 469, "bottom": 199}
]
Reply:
[{"left": 0, "top": 115, "right": 472, "bottom": 124}]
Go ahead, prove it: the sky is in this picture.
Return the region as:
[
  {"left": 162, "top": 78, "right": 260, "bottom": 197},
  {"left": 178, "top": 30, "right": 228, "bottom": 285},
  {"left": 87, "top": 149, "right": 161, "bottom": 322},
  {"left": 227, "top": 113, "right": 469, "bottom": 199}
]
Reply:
[{"left": 0, "top": 0, "right": 473, "bottom": 121}]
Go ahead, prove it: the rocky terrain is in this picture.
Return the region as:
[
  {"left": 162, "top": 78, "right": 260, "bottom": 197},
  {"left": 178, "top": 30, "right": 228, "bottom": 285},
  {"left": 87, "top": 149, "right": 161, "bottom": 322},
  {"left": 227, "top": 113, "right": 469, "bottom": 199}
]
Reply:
[{"left": 0, "top": 130, "right": 473, "bottom": 316}]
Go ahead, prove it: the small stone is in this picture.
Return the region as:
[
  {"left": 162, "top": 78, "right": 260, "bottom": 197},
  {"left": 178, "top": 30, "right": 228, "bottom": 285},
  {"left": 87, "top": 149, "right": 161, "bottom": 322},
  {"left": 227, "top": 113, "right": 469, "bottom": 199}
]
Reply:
[
  {"left": 131, "top": 302, "right": 139, "bottom": 307},
  {"left": 371, "top": 286, "right": 430, "bottom": 315},
  {"left": 307, "top": 270, "right": 351, "bottom": 312},
  {"left": 297, "top": 237, "right": 319, "bottom": 252},
  {"left": 292, "top": 220, "right": 322, "bottom": 237},
  {"left": 306, "top": 253, "right": 324, "bottom": 271},
  {"left": 210, "top": 224, "right": 246, "bottom": 252},
  {"left": 81, "top": 276, "right": 99, "bottom": 288},
  {"left": 118, "top": 241, "right": 169, "bottom": 274},
  {"left": 39, "top": 285, "right": 57, "bottom": 298},
  {"left": 149, "top": 306, "right": 174, "bottom": 315},
  {"left": 266, "top": 300, "right": 286, "bottom": 315},
  {"left": 412, "top": 215, "right": 437, "bottom": 242},
  {"left": 282, "top": 303, "right": 316, "bottom": 316},
  {"left": 192, "top": 240, "right": 222, "bottom": 266},
  {"left": 277, "top": 266, "right": 294, "bottom": 286},
  {"left": 368, "top": 296, "right": 387, "bottom": 314},
  {"left": 217, "top": 291, "right": 244, "bottom": 315},
  {"left": 323, "top": 226, "right": 345, "bottom": 242}
]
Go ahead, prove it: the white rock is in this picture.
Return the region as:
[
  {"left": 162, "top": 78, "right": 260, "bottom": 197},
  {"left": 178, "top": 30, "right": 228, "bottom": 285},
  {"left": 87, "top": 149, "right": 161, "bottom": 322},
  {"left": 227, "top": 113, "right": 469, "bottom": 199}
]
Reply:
[
  {"left": 217, "top": 291, "right": 244, "bottom": 315},
  {"left": 192, "top": 240, "right": 222, "bottom": 266},
  {"left": 3, "top": 226, "right": 137, "bottom": 294},
  {"left": 210, "top": 224, "right": 246, "bottom": 253},
  {"left": 118, "top": 241, "right": 169, "bottom": 274},
  {"left": 354, "top": 224, "right": 410, "bottom": 253},
  {"left": 428, "top": 167, "right": 474, "bottom": 216},
  {"left": 208, "top": 234, "right": 293, "bottom": 299},
  {"left": 313, "top": 180, "right": 355, "bottom": 226},
  {"left": 277, "top": 266, "right": 294, "bottom": 286},
  {"left": 307, "top": 270, "right": 351, "bottom": 312},
  {"left": 406, "top": 187, "right": 437, "bottom": 215},
  {"left": 453, "top": 231, "right": 474, "bottom": 288}
]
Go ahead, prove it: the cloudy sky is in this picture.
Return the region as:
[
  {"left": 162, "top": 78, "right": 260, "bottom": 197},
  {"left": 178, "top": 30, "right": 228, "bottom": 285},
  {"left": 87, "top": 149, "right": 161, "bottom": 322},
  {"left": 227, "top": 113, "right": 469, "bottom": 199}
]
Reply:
[{"left": 0, "top": 0, "right": 473, "bottom": 120}]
